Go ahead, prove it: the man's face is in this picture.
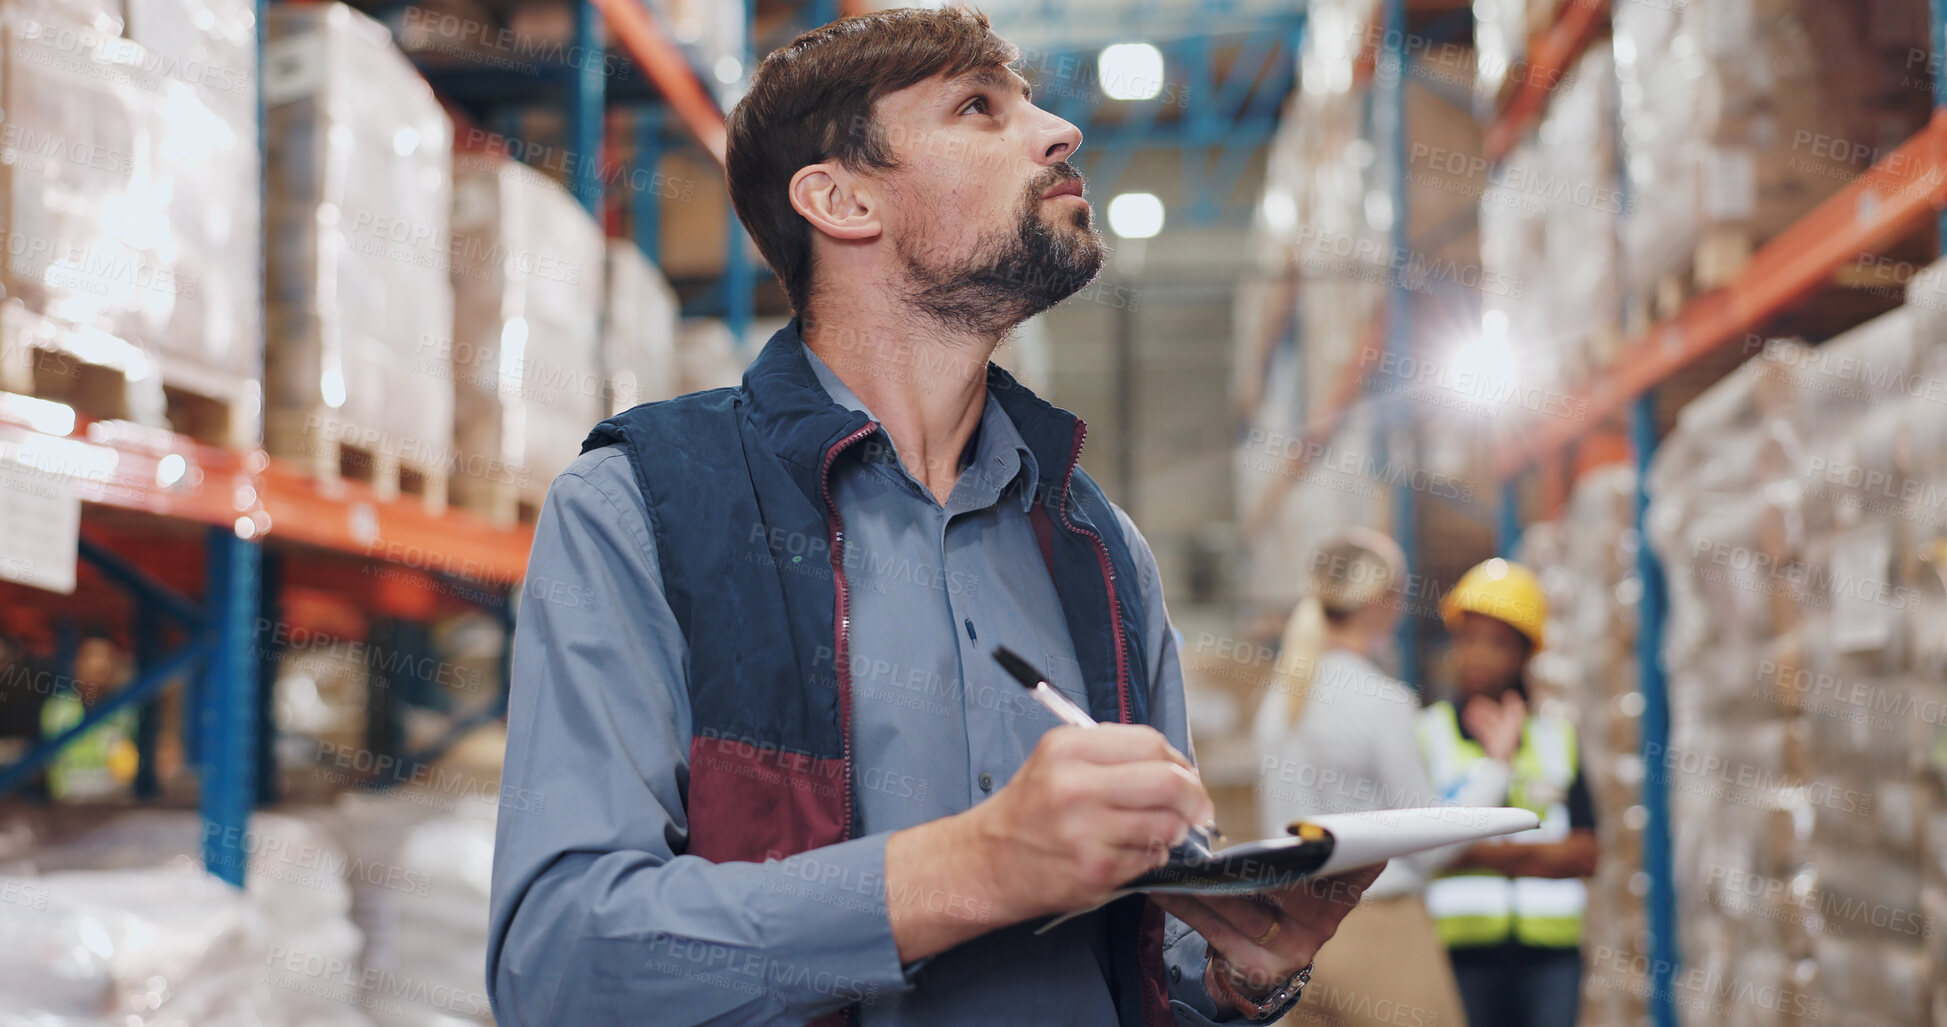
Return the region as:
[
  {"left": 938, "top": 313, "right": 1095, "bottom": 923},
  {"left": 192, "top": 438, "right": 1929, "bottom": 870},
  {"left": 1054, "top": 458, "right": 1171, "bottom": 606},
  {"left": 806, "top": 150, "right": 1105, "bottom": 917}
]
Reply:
[
  {"left": 869, "top": 64, "right": 1104, "bottom": 334},
  {"left": 1449, "top": 612, "right": 1529, "bottom": 702}
]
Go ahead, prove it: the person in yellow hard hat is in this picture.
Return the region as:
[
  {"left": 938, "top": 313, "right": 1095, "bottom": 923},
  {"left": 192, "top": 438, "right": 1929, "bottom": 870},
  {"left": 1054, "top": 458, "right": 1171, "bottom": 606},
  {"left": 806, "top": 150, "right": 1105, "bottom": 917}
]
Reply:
[{"left": 1418, "top": 559, "right": 1598, "bottom": 1027}]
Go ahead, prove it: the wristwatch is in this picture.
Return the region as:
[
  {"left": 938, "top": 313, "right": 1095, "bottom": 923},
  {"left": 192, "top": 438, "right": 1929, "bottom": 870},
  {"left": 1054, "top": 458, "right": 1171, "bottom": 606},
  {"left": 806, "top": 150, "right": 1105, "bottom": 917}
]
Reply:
[{"left": 1205, "top": 956, "right": 1312, "bottom": 1022}]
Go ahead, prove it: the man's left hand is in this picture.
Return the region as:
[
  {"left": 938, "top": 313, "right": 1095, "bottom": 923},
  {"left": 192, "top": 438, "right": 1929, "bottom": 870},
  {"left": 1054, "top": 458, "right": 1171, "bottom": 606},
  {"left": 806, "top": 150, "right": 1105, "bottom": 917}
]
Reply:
[{"left": 1152, "top": 862, "right": 1384, "bottom": 1011}]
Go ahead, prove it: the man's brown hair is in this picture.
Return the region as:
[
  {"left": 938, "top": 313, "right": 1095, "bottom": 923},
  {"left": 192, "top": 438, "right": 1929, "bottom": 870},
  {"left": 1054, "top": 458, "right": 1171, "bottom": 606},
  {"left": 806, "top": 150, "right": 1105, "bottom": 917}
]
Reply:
[{"left": 726, "top": 7, "right": 1018, "bottom": 313}]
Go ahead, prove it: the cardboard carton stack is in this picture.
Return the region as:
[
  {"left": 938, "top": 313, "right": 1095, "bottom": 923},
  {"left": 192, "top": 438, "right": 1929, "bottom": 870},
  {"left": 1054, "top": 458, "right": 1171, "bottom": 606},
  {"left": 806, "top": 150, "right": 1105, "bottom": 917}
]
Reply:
[
  {"left": 448, "top": 155, "right": 605, "bottom": 526},
  {"left": 0, "top": 0, "right": 261, "bottom": 447},
  {"left": 265, "top": 2, "right": 456, "bottom": 501},
  {"left": 1518, "top": 464, "right": 1649, "bottom": 1026},
  {"left": 1648, "top": 288, "right": 1947, "bottom": 1023},
  {"left": 1613, "top": 0, "right": 1932, "bottom": 301},
  {"left": 601, "top": 240, "right": 680, "bottom": 415}
]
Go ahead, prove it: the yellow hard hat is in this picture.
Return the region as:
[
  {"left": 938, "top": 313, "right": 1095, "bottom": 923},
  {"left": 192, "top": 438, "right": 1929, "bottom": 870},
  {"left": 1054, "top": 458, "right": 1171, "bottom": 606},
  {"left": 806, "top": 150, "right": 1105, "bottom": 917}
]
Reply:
[{"left": 1440, "top": 558, "right": 1547, "bottom": 650}]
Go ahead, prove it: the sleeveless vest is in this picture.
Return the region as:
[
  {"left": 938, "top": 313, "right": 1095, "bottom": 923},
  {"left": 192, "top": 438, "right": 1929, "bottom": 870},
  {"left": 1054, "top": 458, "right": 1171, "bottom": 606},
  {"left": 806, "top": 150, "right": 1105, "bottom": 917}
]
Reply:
[{"left": 582, "top": 320, "right": 1173, "bottom": 1027}]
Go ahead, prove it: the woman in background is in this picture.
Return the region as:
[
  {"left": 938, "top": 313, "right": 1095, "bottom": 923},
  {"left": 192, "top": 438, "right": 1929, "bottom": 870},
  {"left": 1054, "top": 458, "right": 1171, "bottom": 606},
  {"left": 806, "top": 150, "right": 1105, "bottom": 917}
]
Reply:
[{"left": 1252, "top": 531, "right": 1519, "bottom": 1027}]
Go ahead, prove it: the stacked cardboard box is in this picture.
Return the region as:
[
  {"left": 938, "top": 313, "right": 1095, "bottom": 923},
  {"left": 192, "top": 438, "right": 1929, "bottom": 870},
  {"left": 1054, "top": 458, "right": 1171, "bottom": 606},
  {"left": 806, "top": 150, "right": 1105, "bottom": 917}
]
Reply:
[
  {"left": 1648, "top": 288, "right": 1947, "bottom": 1024},
  {"left": 265, "top": 2, "right": 456, "bottom": 493},
  {"left": 1517, "top": 464, "right": 1649, "bottom": 1026},
  {"left": 1613, "top": 0, "right": 1932, "bottom": 299},
  {"left": 601, "top": 240, "right": 679, "bottom": 416},
  {"left": 676, "top": 318, "right": 746, "bottom": 394},
  {"left": 0, "top": 0, "right": 260, "bottom": 446},
  {"left": 1237, "top": 0, "right": 1477, "bottom": 615},
  {"left": 448, "top": 154, "right": 605, "bottom": 524},
  {"left": 1538, "top": 47, "right": 1623, "bottom": 388},
  {"left": 127, "top": 0, "right": 262, "bottom": 421}
]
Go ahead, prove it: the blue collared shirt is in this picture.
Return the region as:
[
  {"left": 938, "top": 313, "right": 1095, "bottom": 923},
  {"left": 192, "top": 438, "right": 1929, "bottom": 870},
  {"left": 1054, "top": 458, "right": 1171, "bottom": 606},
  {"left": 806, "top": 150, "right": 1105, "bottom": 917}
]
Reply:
[{"left": 488, "top": 345, "right": 1244, "bottom": 1026}]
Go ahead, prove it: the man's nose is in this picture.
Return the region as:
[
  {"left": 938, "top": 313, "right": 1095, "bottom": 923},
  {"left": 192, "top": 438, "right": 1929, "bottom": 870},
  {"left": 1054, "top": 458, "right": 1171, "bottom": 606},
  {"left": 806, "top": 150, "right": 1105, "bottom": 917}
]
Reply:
[{"left": 1038, "top": 113, "right": 1082, "bottom": 164}]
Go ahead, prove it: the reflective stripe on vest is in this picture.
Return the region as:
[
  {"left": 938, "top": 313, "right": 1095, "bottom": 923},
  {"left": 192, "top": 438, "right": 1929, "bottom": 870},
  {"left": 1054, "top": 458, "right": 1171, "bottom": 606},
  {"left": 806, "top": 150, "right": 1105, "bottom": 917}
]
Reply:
[{"left": 1419, "top": 700, "right": 1586, "bottom": 949}]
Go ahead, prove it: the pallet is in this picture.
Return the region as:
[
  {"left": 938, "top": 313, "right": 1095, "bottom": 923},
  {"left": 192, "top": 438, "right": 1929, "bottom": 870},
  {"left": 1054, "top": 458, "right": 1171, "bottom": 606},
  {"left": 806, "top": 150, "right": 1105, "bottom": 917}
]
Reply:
[
  {"left": 449, "top": 473, "right": 542, "bottom": 530},
  {"left": 0, "top": 301, "right": 259, "bottom": 450},
  {"left": 266, "top": 409, "right": 450, "bottom": 514},
  {"left": 1623, "top": 227, "right": 1756, "bottom": 335}
]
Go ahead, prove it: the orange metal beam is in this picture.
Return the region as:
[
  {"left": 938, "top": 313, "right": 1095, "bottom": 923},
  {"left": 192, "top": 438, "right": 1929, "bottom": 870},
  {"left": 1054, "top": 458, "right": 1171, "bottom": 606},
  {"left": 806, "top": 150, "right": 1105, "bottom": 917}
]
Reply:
[
  {"left": 0, "top": 397, "right": 533, "bottom": 586},
  {"left": 0, "top": 406, "right": 259, "bottom": 528},
  {"left": 837, "top": 0, "right": 872, "bottom": 16},
  {"left": 1241, "top": 318, "right": 1388, "bottom": 539},
  {"left": 259, "top": 461, "right": 534, "bottom": 585},
  {"left": 1483, "top": 0, "right": 1609, "bottom": 164},
  {"left": 1497, "top": 110, "right": 1947, "bottom": 477},
  {"left": 589, "top": 0, "right": 729, "bottom": 166}
]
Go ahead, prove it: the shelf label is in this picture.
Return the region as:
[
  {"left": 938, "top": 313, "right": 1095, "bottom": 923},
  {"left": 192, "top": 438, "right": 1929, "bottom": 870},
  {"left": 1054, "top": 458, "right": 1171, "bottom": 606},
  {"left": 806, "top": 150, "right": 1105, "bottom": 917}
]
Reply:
[{"left": 0, "top": 456, "right": 80, "bottom": 594}]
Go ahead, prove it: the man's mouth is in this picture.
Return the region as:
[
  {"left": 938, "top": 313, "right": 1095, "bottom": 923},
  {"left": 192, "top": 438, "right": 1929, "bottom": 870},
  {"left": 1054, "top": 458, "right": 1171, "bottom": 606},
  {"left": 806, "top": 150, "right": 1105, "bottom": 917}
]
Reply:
[{"left": 1041, "top": 179, "right": 1085, "bottom": 200}]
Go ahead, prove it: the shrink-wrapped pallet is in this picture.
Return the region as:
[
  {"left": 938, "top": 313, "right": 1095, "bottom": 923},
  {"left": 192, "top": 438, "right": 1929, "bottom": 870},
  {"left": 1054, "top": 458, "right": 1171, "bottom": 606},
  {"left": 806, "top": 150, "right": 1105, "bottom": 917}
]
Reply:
[
  {"left": 448, "top": 154, "right": 605, "bottom": 525},
  {"left": 265, "top": 2, "right": 456, "bottom": 496},
  {"left": 601, "top": 240, "right": 679, "bottom": 415}
]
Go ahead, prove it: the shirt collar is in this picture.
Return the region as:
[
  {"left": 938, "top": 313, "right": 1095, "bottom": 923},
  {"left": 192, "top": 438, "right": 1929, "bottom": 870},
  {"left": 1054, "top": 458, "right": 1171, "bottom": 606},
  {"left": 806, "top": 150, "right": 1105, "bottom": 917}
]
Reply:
[{"left": 801, "top": 342, "right": 1041, "bottom": 512}]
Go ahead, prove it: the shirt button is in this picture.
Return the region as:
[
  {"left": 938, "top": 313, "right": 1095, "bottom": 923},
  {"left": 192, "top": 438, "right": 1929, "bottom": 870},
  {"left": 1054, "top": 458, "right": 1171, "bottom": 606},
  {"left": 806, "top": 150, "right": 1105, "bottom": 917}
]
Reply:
[
  {"left": 978, "top": 773, "right": 994, "bottom": 792},
  {"left": 1170, "top": 965, "right": 1183, "bottom": 983}
]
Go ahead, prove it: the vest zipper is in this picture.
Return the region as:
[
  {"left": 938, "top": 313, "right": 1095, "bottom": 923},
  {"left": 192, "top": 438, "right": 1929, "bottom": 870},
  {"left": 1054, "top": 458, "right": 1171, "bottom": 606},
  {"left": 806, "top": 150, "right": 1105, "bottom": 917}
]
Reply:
[
  {"left": 821, "top": 421, "right": 880, "bottom": 842},
  {"left": 1057, "top": 419, "right": 1133, "bottom": 725}
]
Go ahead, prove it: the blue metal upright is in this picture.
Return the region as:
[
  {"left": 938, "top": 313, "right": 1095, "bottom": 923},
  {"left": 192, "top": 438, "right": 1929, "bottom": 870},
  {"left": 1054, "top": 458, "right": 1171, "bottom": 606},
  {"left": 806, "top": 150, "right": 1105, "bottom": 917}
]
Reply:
[
  {"left": 568, "top": 0, "right": 606, "bottom": 216},
  {"left": 1377, "top": 0, "right": 1419, "bottom": 686},
  {"left": 1632, "top": 394, "right": 1679, "bottom": 1026},
  {"left": 723, "top": 0, "right": 758, "bottom": 351},
  {"left": 1497, "top": 478, "right": 1522, "bottom": 557},
  {"left": 201, "top": 527, "right": 262, "bottom": 887},
  {"left": 632, "top": 109, "right": 665, "bottom": 265},
  {"left": 1933, "top": 0, "right": 1947, "bottom": 240}
]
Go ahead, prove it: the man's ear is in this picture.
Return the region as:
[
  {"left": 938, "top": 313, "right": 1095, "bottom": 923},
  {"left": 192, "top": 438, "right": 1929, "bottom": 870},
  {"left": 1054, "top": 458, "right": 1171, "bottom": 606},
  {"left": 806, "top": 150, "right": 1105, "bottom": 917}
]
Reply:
[{"left": 789, "top": 162, "right": 882, "bottom": 243}]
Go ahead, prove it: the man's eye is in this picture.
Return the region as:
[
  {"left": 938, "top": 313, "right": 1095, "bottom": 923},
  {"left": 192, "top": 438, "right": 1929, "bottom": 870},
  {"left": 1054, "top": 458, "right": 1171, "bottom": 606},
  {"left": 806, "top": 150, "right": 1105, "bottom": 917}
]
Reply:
[{"left": 960, "top": 95, "right": 990, "bottom": 115}]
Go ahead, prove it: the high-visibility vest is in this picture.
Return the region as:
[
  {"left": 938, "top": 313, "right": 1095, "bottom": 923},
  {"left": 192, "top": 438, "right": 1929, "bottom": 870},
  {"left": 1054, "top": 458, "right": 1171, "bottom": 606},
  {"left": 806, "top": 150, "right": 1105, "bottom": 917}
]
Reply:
[
  {"left": 41, "top": 690, "right": 139, "bottom": 802},
  {"left": 1417, "top": 700, "right": 1586, "bottom": 949}
]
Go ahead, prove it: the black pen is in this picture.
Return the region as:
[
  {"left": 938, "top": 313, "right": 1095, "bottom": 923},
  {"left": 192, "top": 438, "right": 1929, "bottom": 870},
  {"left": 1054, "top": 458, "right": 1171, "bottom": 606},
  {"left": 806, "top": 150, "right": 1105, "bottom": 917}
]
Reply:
[{"left": 991, "top": 645, "right": 1225, "bottom": 854}]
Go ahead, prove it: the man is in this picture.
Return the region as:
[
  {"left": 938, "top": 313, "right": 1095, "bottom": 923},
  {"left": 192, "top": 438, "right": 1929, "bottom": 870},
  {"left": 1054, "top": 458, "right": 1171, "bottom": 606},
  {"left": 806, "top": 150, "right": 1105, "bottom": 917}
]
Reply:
[
  {"left": 1419, "top": 559, "right": 1600, "bottom": 1027},
  {"left": 487, "top": 7, "right": 1376, "bottom": 1026}
]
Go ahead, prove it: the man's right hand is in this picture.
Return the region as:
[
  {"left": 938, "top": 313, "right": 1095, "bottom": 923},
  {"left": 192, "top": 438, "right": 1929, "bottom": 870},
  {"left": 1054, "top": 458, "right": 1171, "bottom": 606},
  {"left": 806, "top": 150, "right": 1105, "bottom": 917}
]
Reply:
[{"left": 884, "top": 724, "right": 1214, "bottom": 962}]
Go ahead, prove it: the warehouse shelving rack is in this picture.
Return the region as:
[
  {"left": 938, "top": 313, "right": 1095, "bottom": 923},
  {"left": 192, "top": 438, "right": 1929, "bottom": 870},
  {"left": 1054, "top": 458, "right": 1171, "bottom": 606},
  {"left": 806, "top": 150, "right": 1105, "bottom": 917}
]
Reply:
[
  {"left": 1240, "top": 0, "right": 1947, "bottom": 1019},
  {"left": 0, "top": 0, "right": 750, "bottom": 886},
  {"left": 1478, "top": 1, "right": 1947, "bottom": 1023}
]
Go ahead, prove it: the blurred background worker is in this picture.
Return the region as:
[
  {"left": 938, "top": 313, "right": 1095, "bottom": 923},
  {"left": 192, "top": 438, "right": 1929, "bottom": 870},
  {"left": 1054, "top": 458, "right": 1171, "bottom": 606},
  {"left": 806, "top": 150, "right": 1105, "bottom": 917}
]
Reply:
[
  {"left": 1421, "top": 559, "right": 1599, "bottom": 1027},
  {"left": 40, "top": 636, "right": 140, "bottom": 803},
  {"left": 1252, "top": 531, "right": 1509, "bottom": 1027}
]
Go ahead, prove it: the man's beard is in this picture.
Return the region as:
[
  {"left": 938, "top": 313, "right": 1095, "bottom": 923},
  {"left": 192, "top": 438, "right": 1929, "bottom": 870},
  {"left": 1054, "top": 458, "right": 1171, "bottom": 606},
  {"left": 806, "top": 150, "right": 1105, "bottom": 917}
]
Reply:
[{"left": 898, "top": 164, "right": 1106, "bottom": 337}]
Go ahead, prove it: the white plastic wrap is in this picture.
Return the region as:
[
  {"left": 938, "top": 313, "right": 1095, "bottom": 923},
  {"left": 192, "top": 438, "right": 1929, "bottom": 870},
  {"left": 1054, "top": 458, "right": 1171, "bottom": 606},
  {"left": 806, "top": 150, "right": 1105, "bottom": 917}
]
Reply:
[
  {"left": 449, "top": 155, "right": 606, "bottom": 511},
  {"left": 1646, "top": 305, "right": 1947, "bottom": 1022},
  {"left": 601, "top": 241, "right": 679, "bottom": 415}
]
